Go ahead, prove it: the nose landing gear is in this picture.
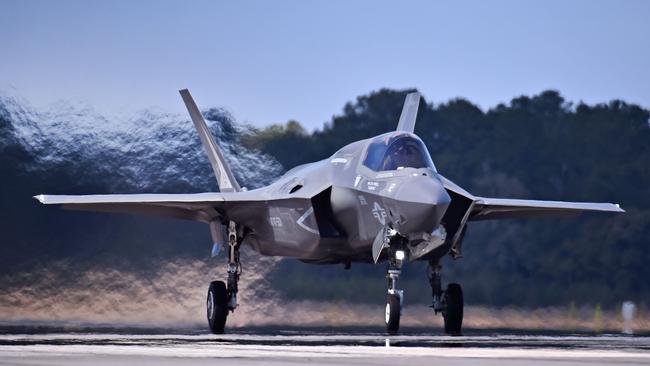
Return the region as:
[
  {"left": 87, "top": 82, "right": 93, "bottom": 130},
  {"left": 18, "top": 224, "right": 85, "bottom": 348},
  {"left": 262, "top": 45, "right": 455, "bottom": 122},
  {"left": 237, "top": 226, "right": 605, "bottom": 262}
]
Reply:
[{"left": 385, "top": 247, "right": 406, "bottom": 335}]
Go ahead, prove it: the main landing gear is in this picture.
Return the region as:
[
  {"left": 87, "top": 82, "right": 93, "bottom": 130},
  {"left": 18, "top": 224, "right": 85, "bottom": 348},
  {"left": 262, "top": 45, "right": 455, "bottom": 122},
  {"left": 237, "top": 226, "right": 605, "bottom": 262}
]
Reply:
[
  {"left": 207, "top": 221, "right": 241, "bottom": 334},
  {"left": 428, "top": 261, "right": 463, "bottom": 335}
]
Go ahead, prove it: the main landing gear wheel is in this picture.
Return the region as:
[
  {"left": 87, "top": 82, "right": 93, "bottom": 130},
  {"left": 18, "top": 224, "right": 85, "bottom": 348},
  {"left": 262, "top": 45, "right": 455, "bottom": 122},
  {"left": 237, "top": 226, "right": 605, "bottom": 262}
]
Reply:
[
  {"left": 207, "top": 280, "right": 228, "bottom": 334},
  {"left": 443, "top": 283, "right": 463, "bottom": 335},
  {"left": 385, "top": 293, "right": 401, "bottom": 335}
]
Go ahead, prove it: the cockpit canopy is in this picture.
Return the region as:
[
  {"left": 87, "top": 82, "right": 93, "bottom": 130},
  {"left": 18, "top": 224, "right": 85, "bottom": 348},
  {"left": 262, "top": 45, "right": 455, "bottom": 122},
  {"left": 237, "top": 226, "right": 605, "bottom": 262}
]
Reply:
[{"left": 362, "top": 134, "right": 436, "bottom": 172}]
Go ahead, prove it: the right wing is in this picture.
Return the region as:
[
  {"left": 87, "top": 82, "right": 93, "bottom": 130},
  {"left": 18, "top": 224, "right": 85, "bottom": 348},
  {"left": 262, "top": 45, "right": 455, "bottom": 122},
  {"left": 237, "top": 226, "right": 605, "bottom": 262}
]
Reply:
[
  {"left": 34, "top": 193, "right": 228, "bottom": 223},
  {"left": 34, "top": 190, "right": 271, "bottom": 250}
]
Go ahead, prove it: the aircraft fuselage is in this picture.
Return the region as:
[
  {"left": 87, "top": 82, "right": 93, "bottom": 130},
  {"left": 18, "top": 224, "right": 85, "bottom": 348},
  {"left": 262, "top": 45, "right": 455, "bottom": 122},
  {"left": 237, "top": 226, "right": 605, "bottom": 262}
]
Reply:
[{"left": 230, "top": 132, "right": 451, "bottom": 263}]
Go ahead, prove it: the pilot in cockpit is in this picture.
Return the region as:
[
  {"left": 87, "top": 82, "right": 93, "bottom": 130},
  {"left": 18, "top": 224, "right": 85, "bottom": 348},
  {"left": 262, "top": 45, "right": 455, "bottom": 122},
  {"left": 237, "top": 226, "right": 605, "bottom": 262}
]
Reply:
[
  {"left": 363, "top": 134, "right": 437, "bottom": 172},
  {"left": 382, "top": 139, "right": 426, "bottom": 170}
]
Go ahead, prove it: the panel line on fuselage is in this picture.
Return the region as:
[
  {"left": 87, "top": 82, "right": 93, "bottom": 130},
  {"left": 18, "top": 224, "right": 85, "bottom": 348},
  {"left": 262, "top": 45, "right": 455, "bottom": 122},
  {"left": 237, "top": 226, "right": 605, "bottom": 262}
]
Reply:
[{"left": 296, "top": 207, "right": 320, "bottom": 235}]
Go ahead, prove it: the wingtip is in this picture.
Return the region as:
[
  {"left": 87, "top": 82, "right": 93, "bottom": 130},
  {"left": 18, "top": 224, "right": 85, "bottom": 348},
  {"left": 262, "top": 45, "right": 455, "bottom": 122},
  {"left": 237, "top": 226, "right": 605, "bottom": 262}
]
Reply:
[
  {"left": 33, "top": 194, "right": 45, "bottom": 203},
  {"left": 615, "top": 203, "right": 626, "bottom": 213}
]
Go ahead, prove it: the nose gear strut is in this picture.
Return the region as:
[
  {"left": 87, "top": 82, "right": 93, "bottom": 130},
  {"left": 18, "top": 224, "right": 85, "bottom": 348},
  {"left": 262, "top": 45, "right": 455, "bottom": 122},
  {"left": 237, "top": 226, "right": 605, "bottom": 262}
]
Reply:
[{"left": 428, "top": 260, "right": 443, "bottom": 313}]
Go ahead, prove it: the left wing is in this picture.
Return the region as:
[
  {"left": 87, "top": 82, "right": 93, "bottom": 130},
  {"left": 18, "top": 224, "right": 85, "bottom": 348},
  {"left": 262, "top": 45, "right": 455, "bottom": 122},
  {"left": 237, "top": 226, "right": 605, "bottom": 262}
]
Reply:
[
  {"left": 439, "top": 174, "right": 624, "bottom": 221},
  {"left": 470, "top": 196, "right": 624, "bottom": 221}
]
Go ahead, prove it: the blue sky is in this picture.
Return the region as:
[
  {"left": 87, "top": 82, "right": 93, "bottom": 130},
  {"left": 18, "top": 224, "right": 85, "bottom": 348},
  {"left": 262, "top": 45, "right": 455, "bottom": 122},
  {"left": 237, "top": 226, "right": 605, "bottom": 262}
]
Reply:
[{"left": 2, "top": 0, "right": 649, "bottom": 129}]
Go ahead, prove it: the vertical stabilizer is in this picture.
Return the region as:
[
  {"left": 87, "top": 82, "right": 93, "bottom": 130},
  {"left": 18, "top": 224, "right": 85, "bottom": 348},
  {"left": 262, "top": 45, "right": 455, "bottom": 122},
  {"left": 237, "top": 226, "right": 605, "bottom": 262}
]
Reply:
[
  {"left": 396, "top": 92, "right": 421, "bottom": 133},
  {"left": 179, "top": 89, "right": 241, "bottom": 192}
]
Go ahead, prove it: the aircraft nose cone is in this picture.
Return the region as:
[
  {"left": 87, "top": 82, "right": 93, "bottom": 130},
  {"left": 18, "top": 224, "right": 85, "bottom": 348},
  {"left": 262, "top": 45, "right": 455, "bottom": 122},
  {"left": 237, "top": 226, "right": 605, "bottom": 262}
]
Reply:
[
  {"left": 392, "top": 176, "right": 451, "bottom": 233},
  {"left": 394, "top": 176, "right": 450, "bottom": 205}
]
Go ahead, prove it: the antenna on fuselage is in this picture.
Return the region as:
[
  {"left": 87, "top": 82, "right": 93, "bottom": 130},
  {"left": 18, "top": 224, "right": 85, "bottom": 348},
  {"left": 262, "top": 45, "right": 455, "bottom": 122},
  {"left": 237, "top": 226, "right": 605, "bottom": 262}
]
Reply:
[{"left": 396, "top": 92, "right": 421, "bottom": 133}]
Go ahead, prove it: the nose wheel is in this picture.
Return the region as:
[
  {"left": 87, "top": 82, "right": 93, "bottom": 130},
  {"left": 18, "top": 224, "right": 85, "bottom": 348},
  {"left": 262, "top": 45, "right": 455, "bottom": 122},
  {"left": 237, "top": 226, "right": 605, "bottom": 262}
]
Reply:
[{"left": 385, "top": 293, "right": 402, "bottom": 334}]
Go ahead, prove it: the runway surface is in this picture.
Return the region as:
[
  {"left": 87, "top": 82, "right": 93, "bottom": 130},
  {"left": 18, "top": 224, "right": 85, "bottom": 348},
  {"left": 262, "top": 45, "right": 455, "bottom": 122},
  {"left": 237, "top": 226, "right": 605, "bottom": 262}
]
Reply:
[{"left": 0, "top": 328, "right": 649, "bottom": 365}]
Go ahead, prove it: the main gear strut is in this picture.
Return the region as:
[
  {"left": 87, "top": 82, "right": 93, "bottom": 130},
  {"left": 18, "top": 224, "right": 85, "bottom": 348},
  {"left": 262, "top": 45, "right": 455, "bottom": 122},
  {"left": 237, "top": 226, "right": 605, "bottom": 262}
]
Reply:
[{"left": 226, "top": 220, "right": 241, "bottom": 311}]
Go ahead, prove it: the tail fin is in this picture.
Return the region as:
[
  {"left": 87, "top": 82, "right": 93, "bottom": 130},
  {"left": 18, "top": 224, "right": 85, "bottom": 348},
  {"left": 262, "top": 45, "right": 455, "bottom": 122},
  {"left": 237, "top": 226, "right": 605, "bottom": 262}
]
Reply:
[
  {"left": 396, "top": 92, "right": 421, "bottom": 133},
  {"left": 179, "top": 89, "right": 241, "bottom": 192}
]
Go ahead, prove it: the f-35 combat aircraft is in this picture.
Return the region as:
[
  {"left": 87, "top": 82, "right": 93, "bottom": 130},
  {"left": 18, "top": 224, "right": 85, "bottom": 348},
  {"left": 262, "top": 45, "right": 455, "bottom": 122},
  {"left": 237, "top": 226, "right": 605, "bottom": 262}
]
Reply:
[{"left": 35, "top": 90, "right": 624, "bottom": 335}]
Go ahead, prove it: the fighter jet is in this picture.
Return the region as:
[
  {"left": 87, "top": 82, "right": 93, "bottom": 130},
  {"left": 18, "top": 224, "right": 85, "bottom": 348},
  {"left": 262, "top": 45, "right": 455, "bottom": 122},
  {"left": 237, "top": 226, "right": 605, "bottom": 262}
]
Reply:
[{"left": 35, "top": 90, "right": 624, "bottom": 335}]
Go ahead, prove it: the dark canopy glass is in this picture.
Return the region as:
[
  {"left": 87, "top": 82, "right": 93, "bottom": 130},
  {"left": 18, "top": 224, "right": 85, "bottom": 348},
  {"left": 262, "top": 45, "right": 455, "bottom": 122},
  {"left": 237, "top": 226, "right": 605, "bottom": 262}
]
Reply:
[{"left": 363, "top": 135, "right": 436, "bottom": 172}]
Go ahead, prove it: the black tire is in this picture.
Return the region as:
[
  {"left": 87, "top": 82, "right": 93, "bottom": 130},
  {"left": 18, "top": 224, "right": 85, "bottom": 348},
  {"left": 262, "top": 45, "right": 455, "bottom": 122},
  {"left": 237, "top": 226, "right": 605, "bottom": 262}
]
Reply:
[
  {"left": 207, "top": 280, "right": 228, "bottom": 334},
  {"left": 385, "top": 294, "right": 401, "bottom": 335},
  {"left": 443, "top": 283, "right": 463, "bottom": 335}
]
